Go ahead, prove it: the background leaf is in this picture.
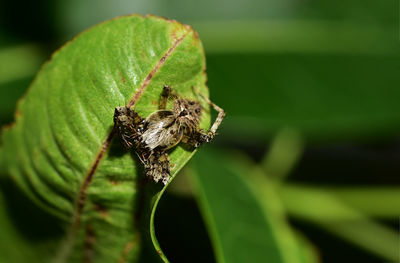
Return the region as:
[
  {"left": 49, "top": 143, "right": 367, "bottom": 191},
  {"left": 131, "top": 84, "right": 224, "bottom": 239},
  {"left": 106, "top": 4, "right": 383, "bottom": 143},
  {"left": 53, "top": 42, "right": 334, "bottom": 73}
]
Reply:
[
  {"left": 190, "top": 148, "right": 317, "bottom": 263},
  {"left": 0, "top": 45, "right": 44, "bottom": 126},
  {"left": 206, "top": 52, "right": 400, "bottom": 139},
  {"left": 0, "top": 176, "right": 65, "bottom": 262},
  {"left": 279, "top": 184, "right": 399, "bottom": 261},
  {"left": 0, "top": 15, "right": 210, "bottom": 262},
  {"left": 52, "top": 0, "right": 400, "bottom": 141}
]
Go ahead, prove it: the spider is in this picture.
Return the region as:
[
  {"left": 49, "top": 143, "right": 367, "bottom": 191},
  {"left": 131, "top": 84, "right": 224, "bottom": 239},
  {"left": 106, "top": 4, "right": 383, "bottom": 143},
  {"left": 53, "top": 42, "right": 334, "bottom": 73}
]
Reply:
[{"left": 113, "top": 85, "right": 225, "bottom": 185}]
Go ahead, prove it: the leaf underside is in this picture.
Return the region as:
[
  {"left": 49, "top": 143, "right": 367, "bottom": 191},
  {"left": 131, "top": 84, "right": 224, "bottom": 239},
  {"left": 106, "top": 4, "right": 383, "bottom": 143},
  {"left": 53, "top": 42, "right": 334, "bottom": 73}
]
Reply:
[
  {"left": 191, "top": 149, "right": 317, "bottom": 263},
  {"left": 0, "top": 15, "right": 210, "bottom": 263}
]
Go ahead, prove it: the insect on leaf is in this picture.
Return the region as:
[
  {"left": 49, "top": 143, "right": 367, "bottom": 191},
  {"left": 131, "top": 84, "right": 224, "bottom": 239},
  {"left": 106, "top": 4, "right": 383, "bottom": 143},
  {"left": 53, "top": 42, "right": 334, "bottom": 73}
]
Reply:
[{"left": 0, "top": 15, "right": 210, "bottom": 262}]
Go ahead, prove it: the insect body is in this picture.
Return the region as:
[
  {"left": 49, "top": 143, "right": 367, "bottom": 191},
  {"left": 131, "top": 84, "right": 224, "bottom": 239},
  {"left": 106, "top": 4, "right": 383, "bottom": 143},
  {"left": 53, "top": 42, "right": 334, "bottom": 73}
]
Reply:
[{"left": 114, "top": 85, "right": 225, "bottom": 185}]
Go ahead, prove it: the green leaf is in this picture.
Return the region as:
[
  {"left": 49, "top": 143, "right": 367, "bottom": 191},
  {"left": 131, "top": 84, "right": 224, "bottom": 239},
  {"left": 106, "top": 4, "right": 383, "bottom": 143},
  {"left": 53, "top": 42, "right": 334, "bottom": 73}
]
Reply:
[
  {"left": 0, "top": 45, "right": 43, "bottom": 126},
  {"left": 207, "top": 52, "right": 400, "bottom": 140},
  {"left": 0, "top": 76, "right": 34, "bottom": 126},
  {"left": 327, "top": 186, "right": 400, "bottom": 218},
  {"left": 194, "top": 20, "right": 399, "bottom": 55},
  {"left": 0, "top": 177, "right": 64, "bottom": 263},
  {"left": 280, "top": 184, "right": 399, "bottom": 261},
  {"left": 55, "top": 0, "right": 400, "bottom": 140},
  {"left": 261, "top": 128, "right": 304, "bottom": 180},
  {"left": 282, "top": 185, "right": 400, "bottom": 218},
  {"left": 0, "top": 15, "right": 210, "bottom": 262},
  {"left": 190, "top": 148, "right": 317, "bottom": 263},
  {"left": 0, "top": 45, "right": 44, "bottom": 85}
]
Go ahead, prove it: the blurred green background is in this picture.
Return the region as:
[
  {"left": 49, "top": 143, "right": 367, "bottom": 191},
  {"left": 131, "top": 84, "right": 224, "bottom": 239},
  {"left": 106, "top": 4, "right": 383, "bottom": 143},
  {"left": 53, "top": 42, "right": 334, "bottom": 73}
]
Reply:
[{"left": 0, "top": 0, "right": 399, "bottom": 263}]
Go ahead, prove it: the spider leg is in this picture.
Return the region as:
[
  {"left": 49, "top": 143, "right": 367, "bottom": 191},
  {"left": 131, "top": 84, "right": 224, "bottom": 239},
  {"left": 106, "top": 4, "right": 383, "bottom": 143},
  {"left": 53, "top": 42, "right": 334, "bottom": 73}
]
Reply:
[
  {"left": 114, "top": 106, "right": 145, "bottom": 149},
  {"left": 159, "top": 85, "right": 179, "bottom": 110},
  {"left": 191, "top": 87, "right": 226, "bottom": 146},
  {"left": 135, "top": 151, "right": 146, "bottom": 165}
]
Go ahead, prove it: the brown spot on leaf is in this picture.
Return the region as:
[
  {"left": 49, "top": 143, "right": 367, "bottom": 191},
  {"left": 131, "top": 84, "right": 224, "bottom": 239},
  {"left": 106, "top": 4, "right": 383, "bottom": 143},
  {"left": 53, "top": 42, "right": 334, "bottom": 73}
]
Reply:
[
  {"left": 108, "top": 178, "right": 120, "bottom": 185},
  {"left": 118, "top": 234, "right": 140, "bottom": 263},
  {"left": 2, "top": 122, "right": 16, "bottom": 131},
  {"left": 193, "top": 30, "right": 199, "bottom": 39},
  {"left": 120, "top": 72, "right": 126, "bottom": 84},
  {"left": 93, "top": 203, "right": 109, "bottom": 217}
]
